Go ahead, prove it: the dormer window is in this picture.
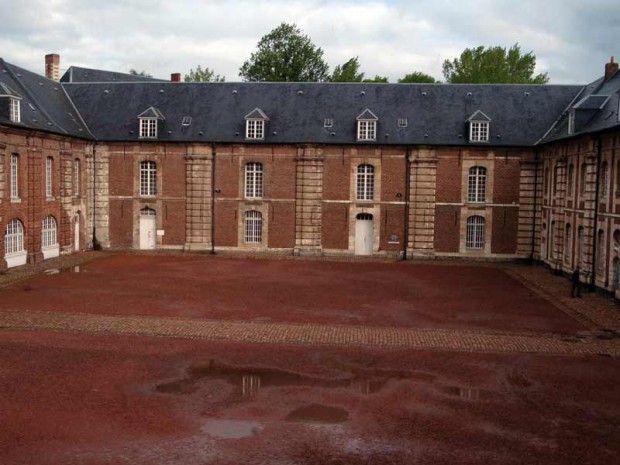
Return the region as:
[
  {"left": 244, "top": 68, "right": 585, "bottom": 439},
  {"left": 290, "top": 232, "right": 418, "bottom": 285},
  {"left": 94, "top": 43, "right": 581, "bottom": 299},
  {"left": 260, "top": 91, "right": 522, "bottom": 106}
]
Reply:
[
  {"left": 467, "top": 110, "right": 491, "bottom": 143},
  {"left": 137, "top": 106, "right": 165, "bottom": 139},
  {"left": 244, "top": 108, "right": 269, "bottom": 140},
  {"left": 356, "top": 109, "right": 378, "bottom": 141},
  {"left": 9, "top": 98, "right": 20, "bottom": 123},
  {"left": 568, "top": 110, "right": 575, "bottom": 135}
]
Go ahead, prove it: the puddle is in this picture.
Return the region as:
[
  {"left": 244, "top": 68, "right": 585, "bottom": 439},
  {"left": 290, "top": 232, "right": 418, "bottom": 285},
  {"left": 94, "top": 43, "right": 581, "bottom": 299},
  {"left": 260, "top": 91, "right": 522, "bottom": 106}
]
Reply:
[
  {"left": 285, "top": 404, "right": 349, "bottom": 423},
  {"left": 202, "top": 419, "right": 262, "bottom": 439}
]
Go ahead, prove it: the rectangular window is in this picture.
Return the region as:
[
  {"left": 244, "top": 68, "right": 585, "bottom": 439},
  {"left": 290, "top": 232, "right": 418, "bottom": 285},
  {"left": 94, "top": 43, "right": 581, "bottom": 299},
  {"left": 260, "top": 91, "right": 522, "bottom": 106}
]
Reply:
[
  {"left": 398, "top": 118, "right": 408, "bottom": 128},
  {"left": 244, "top": 211, "right": 263, "bottom": 244},
  {"left": 140, "top": 161, "right": 157, "bottom": 196},
  {"left": 9, "top": 98, "right": 20, "bottom": 123},
  {"left": 469, "top": 122, "right": 489, "bottom": 142},
  {"left": 466, "top": 216, "right": 485, "bottom": 249},
  {"left": 245, "top": 162, "right": 263, "bottom": 198},
  {"left": 356, "top": 164, "right": 375, "bottom": 201},
  {"left": 246, "top": 120, "right": 264, "bottom": 140},
  {"left": 139, "top": 118, "right": 157, "bottom": 138},
  {"left": 568, "top": 111, "right": 575, "bottom": 135},
  {"left": 181, "top": 116, "right": 192, "bottom": 126},
  {"left": 73, "top": 159, "right": 80, "bottom": 197},
  {"left": 10, "top": 153, "right": 19, "bottom": 200},
  {"left": 323, "top": 118, "right": 334, "bottom": 128},
  {"left": 45, "top": 157, "right": 53, "bottom": 198},
  {"left": 357, "top": 120, "right": 376, "bottom": 141},
  {"left": 467, "top": 166, "right": 487, "bottom": 203}
]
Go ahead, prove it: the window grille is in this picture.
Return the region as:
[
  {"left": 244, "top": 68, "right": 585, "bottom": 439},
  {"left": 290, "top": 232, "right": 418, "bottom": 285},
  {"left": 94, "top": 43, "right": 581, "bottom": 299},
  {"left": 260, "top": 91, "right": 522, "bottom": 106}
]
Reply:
[
  {"left": 244, "top": 210, "right": 263, "bottom": 243},
  {"left": 466, "top": 216, "right": 485, "bottom": 249},
  {"left": 10, "top": 153, "right": 19, "bottom": 199},
  {"left": 42, "top": 216, "right": 58, "bottom": 248},
  {"left": 467, "top": 166, "right": 487, "bottom": 203},
  {"left": 601, "top": 162, "right": 609, "bottom": 199},
  {"left": 246, "top": 119, "right": 264, "bottom": 140},
  {"left": 45, "top": 157, "right": 53, "bottom": 198},
  {"left": 5, "top": 219, "right": 24, "bottom": 255},
  {"left": 73, "top": 159, "right": 80, "bottom": 197},
  {"left": 9, "top": 98, "right": 20, "bottom": 123},
  {"left": 139, "top": 118, "right": 157, "bottom": 138},
  {"left": 357, "top": 120, "right": 376, "bottom": 140},
  {"left": 245, "top": 162, "right": 263, "bottom": 198},
  {"left": 140, "top": 207, "right": 156, "bottom": 216},
  {"left": 356, "top": 164, "right": 375, "bottom": 201},
  {"left": 469, "top": 122, "right": 489, "bottom": 142},
  {"left": 140, "top": 161, "right": 157, "bottom": 196}
]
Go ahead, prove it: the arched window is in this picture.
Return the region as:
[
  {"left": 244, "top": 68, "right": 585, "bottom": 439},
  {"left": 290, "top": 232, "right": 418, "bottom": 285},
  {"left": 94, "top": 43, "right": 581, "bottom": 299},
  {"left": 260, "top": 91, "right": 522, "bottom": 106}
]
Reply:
[
  {"left": 601, "top": 162, "right": 609, "bottom": 199},
  {"left": 567, "top": 164, "right": 574, "bottom": 196},
  {"left": 244, "top": 210, "right": 263, "bottom": 244},
  {"left": 140, "top": 161, "right": 157, "bottom": 196},
  {"left": 467, "top": 166, "right": 487, "bottom": 203},
  {"left": 564, "top": 223, "right": 572, "bottom": 263},
  {"left": 5, "top": 219, "right": 24, "bottom": 255},
  {"left": 45, "top": 157, "right": 53, "bottom": 198},
  {"left": 245, "top": 162, "right": 263, "bottom": 198},
  {"left": 356, "top": 164, "right": 375, "bottom": 201},
  {"left": 466, "top": 216, "right": 485, "bottom": 249},
  {"left": 41, "top": 216, "right": 58, "bottom": 249},
  {"left": 140, "top": 207, "right": 156, "bottom": 216},
  {"left": 73, "top": 159, "right": 80, "bottom": 197}
]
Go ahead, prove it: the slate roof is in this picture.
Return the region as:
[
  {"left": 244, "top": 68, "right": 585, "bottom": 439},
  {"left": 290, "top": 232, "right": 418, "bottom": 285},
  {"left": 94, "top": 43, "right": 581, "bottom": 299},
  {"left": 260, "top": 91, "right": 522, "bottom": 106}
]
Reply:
[
  {"left": 0, "top": 58, "right": 92, "bottom": 138},
  {"left": 541, "top": 69, "right": 620, "bottom": 143},
  {"left": 60, "top": 66, "right": 166, "bottom": 83},
  {"left": 62, "top": 81, "right": 583, "bottom": 146}
]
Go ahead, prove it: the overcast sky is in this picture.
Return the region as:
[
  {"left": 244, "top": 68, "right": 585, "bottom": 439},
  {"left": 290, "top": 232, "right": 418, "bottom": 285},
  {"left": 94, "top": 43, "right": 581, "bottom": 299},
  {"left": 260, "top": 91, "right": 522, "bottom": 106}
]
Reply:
[{"left": 1, "top": 0, "right": 617, "bottom": 84}]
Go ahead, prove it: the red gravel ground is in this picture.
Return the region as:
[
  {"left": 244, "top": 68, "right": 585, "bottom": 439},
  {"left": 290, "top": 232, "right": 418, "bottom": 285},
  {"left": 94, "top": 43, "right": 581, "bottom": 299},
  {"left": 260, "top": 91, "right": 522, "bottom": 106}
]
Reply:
[
  {"left": 0, "top": 255, "right": 583, "bottom": 333},
  {"left": 0, "top": 331, "right": 617, "bottom": 465}
]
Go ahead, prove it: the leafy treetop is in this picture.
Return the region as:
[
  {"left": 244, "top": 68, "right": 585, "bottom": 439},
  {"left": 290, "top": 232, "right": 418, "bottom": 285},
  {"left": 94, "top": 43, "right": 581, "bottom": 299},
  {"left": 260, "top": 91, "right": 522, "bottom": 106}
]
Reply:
[
  {"left": 184, "top": 65, "right": 225, "bottom": 82},
  {"left": 398, "top": 72, "right": 439, "bottom": 84}
]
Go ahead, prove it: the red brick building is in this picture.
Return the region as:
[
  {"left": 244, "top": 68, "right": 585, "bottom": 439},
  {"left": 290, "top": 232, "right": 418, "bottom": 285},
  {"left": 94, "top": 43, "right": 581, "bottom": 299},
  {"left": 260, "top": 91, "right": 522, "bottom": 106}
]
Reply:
[{"left": 1, "top": 55, "right": 619, "bottom": 294}]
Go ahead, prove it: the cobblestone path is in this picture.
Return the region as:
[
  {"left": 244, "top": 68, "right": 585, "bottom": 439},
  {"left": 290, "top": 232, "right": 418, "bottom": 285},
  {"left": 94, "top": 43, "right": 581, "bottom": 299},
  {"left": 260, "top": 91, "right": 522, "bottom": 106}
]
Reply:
[{"left": 1, "top": 252, "right": 618, "bottom": 356}]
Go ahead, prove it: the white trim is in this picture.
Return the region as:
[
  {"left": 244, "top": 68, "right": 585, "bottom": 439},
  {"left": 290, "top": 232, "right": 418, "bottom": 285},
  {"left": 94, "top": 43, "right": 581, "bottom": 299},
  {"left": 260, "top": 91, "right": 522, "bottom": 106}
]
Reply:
[
  {"left": 139, "top": 118, "right": 158, "bottom": 138},
  {"left": 245, "top": 119, "right": 265, "bottom": 140},
  {"left": 9, "top": 98, "right": 20, "bottom": 123},
  {"left": 357, "top": 120, "right": 376, "bottom": 141},
  {"left": 469, "top": 121, "right": 489, "bottom": 142}
]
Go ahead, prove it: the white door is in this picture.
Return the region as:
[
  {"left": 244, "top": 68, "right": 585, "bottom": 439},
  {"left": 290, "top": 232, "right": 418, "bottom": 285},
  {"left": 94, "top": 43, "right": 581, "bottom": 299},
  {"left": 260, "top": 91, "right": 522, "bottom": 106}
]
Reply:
[
  {"left": 139, "top": 210, "right": 157, "bottom": 250},
  {"left": 355, "top": 213, "right": 374, "bottom": 256},
  {"left": 74, "top": 216, "right": 80, "bottom": 251}
]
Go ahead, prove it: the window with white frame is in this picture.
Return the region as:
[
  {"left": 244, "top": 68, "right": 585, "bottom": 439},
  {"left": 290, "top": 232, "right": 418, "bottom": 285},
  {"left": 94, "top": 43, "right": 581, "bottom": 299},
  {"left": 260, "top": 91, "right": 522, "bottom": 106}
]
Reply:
[
  {"left": 246, "top": 119, "right": 265, "bottom": 140},
  {"left": 467, "top": 166, "right": 487, "bottom": 203},
  {"left": 601, "top": 162, "right": 609, "bottom": 199},
  {"left": 10, "top": 153, "right": 19, "bottom": 199},
  {"left": 5, "top": 219, "right": 24, "bottom": 255},
  {"left": 466, "top": 216, "right": 485, "bottom": 249},
  {"left": 73, "top": 159, "right": 80, "bottom": 197},
  {"left": 357, "top": 120, "right": 376, "bottom": 141},
  {"left": 45, "top": 157, "right": 53, "bottom": 198},
  {"left": 42, "top": 216, "right": 58, "bottom": 249},
  {"left": 139, "top": 118, "right": 157, "bottom": 138},
  {"left": 469, "top": 121, "right": 489, "bottom": 142},
  {"left": 244, "top": 210, "right": 263, "bottom": 244},
  {"left": 9, "top": 98, "right": 20, "bottom": 123},
  {"left": 356, "top": 164, "right": 375, "bottom": 201},
  {"left": 245, "top": 162, "right": 263, "bottom": 198},
  {"left": 140, "top": 161, "right": 157, "bottom": 196}
]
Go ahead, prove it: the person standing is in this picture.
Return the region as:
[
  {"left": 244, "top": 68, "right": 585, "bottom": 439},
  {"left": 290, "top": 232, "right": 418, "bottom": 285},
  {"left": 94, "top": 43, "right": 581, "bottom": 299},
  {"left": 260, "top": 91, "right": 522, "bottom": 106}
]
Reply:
[{"left": 571, "top": 268, "right": 582, "bottom": 298}]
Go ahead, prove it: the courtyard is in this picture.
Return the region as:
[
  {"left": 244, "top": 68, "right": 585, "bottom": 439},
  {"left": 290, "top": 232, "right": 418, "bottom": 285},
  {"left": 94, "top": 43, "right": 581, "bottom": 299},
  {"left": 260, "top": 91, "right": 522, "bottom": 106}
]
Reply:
[{"left": 0, "top": 253, "right": 619, "bottom": 464}]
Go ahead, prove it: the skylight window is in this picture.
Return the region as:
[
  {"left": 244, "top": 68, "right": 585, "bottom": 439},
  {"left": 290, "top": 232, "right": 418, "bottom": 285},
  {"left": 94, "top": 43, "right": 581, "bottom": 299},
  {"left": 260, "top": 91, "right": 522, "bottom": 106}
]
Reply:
[
  {"left": 398, "top": 118, "right": 407, "bottom": 128},
  {"left": 182, "top": 116, "right": 192, "bottom": 126}
]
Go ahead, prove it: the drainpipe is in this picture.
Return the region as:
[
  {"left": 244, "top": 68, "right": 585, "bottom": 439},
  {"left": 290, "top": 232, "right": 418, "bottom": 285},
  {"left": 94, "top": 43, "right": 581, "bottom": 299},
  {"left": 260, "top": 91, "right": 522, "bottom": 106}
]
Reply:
[
  {"left": 402, "top": 146, "right": 411, "bottom": 260},
  {"left": 211, "top": 143, "right": 216, "bottom": 254},
  {"left": 530, "top": 148, "right": 540, "bottom": 264},
  {"left": 589, "top": 137, "right": 602, "bottom": 291}
]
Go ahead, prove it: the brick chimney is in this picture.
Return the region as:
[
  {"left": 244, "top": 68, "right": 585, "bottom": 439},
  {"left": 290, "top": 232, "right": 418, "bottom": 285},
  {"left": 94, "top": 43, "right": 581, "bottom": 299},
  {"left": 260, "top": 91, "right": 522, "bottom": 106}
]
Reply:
[
  {"left": 45, "top": 53, "right": 60, "bottom": 81},
  {"left": 171, "top": 73, "right": 181, "bottom": 82},
  {"left": 605, "top": 56, "right": 618, "bottom": 81}
]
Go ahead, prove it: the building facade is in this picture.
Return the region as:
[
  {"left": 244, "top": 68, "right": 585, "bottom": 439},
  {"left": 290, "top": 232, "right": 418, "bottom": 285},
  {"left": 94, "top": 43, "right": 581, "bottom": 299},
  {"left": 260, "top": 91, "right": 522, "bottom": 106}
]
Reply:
[{"left": 1, "top": 54, "right": 619, "bottom": 294}]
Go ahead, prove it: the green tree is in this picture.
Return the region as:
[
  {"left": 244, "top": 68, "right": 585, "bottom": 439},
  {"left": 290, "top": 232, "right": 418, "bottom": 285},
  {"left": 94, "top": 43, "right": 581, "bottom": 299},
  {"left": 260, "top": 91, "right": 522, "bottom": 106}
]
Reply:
[
  {"left": 442, "top": 44, "right": 549, "bottom": 84},
  {"left": 129, "top": 69, "right": 153, "bottom": 78},
  {"left": 184, "top": 65, "right": 225, "bottom": 82},
  {"left": 330, "top": 57, "right": 364, "bottom": 82},
  {"left": 398, "top": 72, "right": 439, "bottom": 83},
  {"left": 239, "top": 23, "right": 329, "bottom": 82},
  {"left": 362, "top": 75, "right": 389, "bottom": 83}
]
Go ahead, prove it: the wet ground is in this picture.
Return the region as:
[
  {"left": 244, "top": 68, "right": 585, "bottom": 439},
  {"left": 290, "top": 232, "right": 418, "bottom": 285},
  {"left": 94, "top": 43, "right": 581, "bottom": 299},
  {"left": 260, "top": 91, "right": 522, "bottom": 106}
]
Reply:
[{"left": 0, "top": 254, "right": 618, "bottom": 464}]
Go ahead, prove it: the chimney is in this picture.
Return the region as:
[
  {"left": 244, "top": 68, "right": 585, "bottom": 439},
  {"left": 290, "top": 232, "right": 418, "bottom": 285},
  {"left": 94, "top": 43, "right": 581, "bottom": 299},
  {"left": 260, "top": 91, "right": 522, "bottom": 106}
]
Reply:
[
  {"left": 171, "top": 73, "right": 181, "bottom": 82},
  {"left": 45, "top": 53, "right": 60, "bottom": 81},
  {"left": 605, "top": 56, "right": 618, "bottom": 81}
]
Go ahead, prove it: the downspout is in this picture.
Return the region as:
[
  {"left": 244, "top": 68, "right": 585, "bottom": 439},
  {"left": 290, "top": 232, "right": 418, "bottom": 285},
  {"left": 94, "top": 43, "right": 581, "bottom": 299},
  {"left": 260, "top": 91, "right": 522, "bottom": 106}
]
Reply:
[
  {"left": 92, "top": 143, "right": 100, "bottom": 250},
  {"left": 530, "top": 148, "right": 540, "bottom": 263},
  {"left": 211, "top": 143, "right": 216, "bottom": 254},
  {"left": 402, "top": 146, "right": 411, "bottom": 260},
  {"left": 589, "top": 137, "right": 602, "bottom": 291}
]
